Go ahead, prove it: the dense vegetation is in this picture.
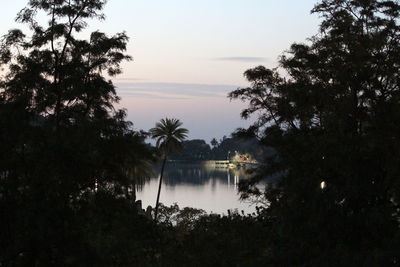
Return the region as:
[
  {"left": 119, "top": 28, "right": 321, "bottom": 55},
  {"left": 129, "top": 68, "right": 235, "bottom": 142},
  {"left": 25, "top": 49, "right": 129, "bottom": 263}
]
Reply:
[
  {"left": 0, "top": 0, "right": 156, "bottom": 265},
  {"left": 229, "top": 0, "right": 400, "bottom": 265},
  {"left": 1, "top": 0, "right": 399, "bottom": 266},
  {"left": 169, "top": 136, "right": 273, "bottom": 161}
]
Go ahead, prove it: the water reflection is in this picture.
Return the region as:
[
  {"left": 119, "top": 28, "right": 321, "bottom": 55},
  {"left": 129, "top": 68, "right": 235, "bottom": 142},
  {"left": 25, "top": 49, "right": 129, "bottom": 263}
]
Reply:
[
  {"left": 136, "top": 162, "right": 256, "bottom": 214},
  {"left": 162, "top": 162, "right": 251, "bottom": 186}
]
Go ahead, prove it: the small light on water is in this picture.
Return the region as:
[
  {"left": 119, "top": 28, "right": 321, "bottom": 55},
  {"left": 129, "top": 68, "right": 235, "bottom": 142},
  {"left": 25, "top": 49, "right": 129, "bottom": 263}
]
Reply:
[{"left": 320, "top": 181, "right": 326, "bottom": 189}]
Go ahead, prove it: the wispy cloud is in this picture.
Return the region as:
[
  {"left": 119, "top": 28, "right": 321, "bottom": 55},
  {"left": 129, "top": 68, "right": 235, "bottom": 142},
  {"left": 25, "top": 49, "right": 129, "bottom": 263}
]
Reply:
[
  {"left": 214, "top": 57, "right": 267, "bottom": 63},
  {"left": 113, "top": 78, "right": 146, "bottom": 81},
  {"left": 115, "top": 82, "right": 240, "bottom": 99},
  {"left": 118, "top": 90, "right": 190, "bottom": 100}
]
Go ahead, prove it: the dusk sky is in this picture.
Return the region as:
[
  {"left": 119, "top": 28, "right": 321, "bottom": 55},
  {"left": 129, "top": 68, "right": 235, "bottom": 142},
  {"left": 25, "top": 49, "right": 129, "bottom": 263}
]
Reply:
[{"left": 1, "top": 0, "right": 321, "bottom": 142}]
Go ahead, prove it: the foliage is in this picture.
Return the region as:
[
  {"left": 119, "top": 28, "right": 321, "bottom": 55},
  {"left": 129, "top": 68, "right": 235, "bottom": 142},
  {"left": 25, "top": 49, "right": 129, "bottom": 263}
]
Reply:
[
  {"left": 0, "top": 0, "right": 155, "bottom": 265},
  {"left": 152, "top": 204, "right": 270, "bottom": 267},
  {"left": 150, "top": 118, "right": 189, "bottom": 156},
  {"left": 229, "top": 0, "right": 400, "bottom": 265},
  {"left": 210, "top": 137, "right": 219, "bottom": 148},
  {"left": 208, "top": 136, "right": 272, "bottom": 161},
  {"left": 169, "top": 139, "right": 211, "bottom": 160},
  {"left": 150, "top": 117, "right": 188, "bottom": 221},
  {"left": 175, "top": 212, "right": 269, "bottom": 266},
  {"left": 156, "top": 203, "right": 206, "bottom": 230},
  {"left": 168, "top": 136, "right": 273, "bottom": 161}
]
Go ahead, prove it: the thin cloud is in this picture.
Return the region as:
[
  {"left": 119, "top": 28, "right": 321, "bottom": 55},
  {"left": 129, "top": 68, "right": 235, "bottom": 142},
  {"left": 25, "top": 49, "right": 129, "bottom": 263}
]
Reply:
[
  {"left": 115, "top": 82, "right": 239, "bottom": 99},
  {"left": 120, "top": 90, "right": 190, "bottom": 100},
  {"left": 113, "top": 78, "right": 146, "bottom": 81},
  {"left": 214, "top": 57, "right": 267, "bottom": 63}
]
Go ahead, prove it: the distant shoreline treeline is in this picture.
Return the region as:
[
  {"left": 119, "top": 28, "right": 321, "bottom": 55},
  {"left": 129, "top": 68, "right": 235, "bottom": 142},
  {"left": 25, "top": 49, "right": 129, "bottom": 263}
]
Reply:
[{"left": 165, "top": 136, "right": 275, "bottom": 161}]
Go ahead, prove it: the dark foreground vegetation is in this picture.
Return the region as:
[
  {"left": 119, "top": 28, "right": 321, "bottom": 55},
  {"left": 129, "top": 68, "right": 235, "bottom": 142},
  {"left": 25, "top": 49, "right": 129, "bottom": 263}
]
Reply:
[{"left": 1, "top": 0, "right": 399, "bottom": 266}]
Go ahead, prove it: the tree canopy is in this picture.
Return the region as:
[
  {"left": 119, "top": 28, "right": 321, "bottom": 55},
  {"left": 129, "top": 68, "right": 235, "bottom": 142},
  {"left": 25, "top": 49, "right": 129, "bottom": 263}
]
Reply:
[
  {"left": 229, "top": 0, "right": 400, "bottom": 265},
  {"left": 0, "top": 0, "right": 155, "bottom": 265},
  {"left": 150, "top": 118, "right": 189, "bottom": 156}
]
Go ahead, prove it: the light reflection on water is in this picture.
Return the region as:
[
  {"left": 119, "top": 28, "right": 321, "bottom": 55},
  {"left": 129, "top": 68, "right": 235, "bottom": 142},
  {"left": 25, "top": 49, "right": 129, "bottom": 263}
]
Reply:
[{"left": 136, "top": 162, "right": 257, "bottom": 214}]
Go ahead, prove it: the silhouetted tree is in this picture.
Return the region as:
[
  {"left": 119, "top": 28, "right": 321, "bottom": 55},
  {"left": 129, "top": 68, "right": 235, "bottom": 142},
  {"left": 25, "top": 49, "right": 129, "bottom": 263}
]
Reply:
[
  {"left": 150, "top": 118, "right": 188, "bottom": 221},
  {"left": 210, "top": 137, "right": 219, "bottom": 148},
  {"left": 230, "top": 0, "right": 400, "bottom": 265},
  {"left": 169, "top": 139, "right": 211, "bottom": 160},
  {"left": 0, "top": 0, "right": 155, "bottom": 265}
]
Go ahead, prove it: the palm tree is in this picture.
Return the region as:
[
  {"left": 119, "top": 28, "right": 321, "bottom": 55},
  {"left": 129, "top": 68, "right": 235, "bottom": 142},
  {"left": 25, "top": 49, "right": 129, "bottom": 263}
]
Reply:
[{"left": 150, "top": 118, "right": 188, "bottom": 221}]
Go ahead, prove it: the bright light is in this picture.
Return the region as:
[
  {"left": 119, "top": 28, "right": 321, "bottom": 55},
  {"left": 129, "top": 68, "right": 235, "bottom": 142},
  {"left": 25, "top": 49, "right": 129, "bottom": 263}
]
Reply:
[{"left": 320, "top": 181, "right": 326, "bottom": 189}]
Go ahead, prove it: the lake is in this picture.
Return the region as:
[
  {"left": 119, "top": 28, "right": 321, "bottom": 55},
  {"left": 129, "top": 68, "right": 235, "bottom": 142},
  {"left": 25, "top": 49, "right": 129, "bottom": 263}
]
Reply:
[{"left": 136, "top": 161, "right": 258, "bottom": 215}]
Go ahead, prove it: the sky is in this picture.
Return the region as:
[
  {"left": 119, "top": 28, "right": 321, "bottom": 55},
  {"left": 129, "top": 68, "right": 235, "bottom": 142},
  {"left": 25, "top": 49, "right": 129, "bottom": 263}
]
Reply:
[{"left": 1, "top": 0, "right": 321, "bottom": 142}]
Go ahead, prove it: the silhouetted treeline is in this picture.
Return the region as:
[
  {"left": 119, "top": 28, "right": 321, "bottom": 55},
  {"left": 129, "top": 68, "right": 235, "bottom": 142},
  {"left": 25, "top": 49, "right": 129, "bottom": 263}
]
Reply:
[
  {"left": 169, "top": 136, "right": 274, "bottom": 161},
  {"left": 0, "top": 0, "right": 157, "bottom": 265},
  {"left": 228, "top": 0, "right": 400, "bottom": 265}
]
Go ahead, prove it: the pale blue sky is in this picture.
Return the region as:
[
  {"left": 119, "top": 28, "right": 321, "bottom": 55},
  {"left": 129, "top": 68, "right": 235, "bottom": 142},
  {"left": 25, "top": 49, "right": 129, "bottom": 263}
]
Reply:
[{"left": 1, "top": 0, "right": 321, "bottom": 141}]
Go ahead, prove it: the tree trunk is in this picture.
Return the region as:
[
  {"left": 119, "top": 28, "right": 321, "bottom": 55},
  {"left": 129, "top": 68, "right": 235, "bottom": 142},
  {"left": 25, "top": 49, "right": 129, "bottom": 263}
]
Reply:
[{"left": 154, "top": 156, "right": 167, "bottom": 221}]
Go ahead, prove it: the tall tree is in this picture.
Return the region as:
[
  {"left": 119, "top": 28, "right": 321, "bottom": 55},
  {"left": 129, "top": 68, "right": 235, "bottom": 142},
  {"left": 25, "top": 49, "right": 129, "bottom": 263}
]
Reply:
[
  {"left": 210, "top": 138, "right": 219, "bottom": 148},
  {"left": 229, "top": 0, "right": 400, "bottom": 265},
  {"left": 0, "top": 0, "right": 155, "bottom": 265},
  {"left": 150, "top": 118, "right": 188, "bottom": 221}
]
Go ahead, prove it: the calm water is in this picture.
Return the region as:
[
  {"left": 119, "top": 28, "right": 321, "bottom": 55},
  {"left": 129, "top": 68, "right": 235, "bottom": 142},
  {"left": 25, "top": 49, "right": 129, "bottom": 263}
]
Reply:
[{"left": 136, "top": 162, "right": 257, "bottom": 214}]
